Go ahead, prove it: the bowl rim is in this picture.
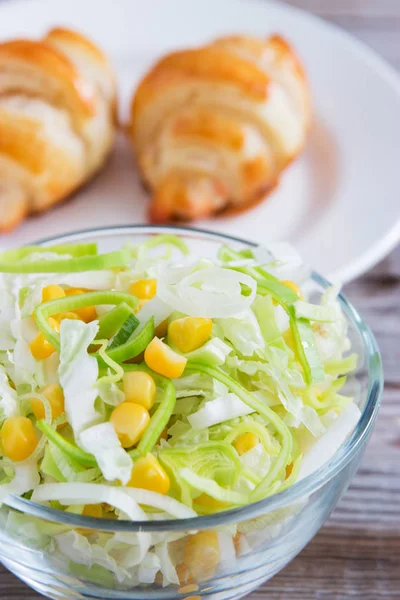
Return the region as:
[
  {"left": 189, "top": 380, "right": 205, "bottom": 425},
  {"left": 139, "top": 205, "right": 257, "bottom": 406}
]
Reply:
[{"left": 5, "top": 225, "right": 383, "bottom": 532}]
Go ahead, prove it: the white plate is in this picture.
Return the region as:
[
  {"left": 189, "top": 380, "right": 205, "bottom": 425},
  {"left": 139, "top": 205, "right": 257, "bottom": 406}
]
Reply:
[{"left": 1, "top": 0, "right": 400, "bottom": 282}]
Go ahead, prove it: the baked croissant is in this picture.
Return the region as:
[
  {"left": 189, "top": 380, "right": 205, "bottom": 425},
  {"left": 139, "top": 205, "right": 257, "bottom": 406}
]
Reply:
[
  {"left": 129, "top": 34, "right": 311, "bottom": 222},
  {"left": 0, "top": 27, "right": 116, "bottom": 231}
]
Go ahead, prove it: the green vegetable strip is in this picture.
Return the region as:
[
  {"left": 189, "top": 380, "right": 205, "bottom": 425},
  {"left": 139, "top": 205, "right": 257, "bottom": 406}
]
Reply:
[
  {"left": 34, "top": 291, "right": 139, "bottom": 350},
  {"left": 219, "top": 245, "right": 324, "bottom": 385},
  {"left": 0, "top": 243, "right": 98, "bottom": 262},
  {"left": 186, "top": 362, "right": 292, "bottom": 499},
  {"left": 100, "top": 318, "right": 154, "bottom": 365},
  {"left": 304, "top": 377, "right": 346, "bottom": 410},
  {"left": 135, "top": 234, "right": 190, "bottom": 256},
  {"left": 253, "top": 295, "right": 284, "bottom": 346},
  {"left": 137, "top": 379, "right": 175, "bottom": 454},
  {"left": 277, "top": 453, "right": 303, "bottom": 494},
  {"left": 219, "top": 246, "right": 298, "bottom": 304},
  {"left": 0, "top": 249, "right": 131, "bottom": 273},
  {"left": 37, "top": 420, "right": 97, "bottom": 468},
  {"left": 41, "top": 444, "right": 66, "bottom": 482},
  {"left": 96, "top": 340, "right": 124, "bottom": 385},
  {"left": 107, "top": 314, "right": 140, "bottom": 349},
  {"left": 97, "top": 304, "right": 135, "bottom": 340},
  {"left": 124, "top": 364, "right": 176, "bottom": 456},
  {"left": 289, "top": 312, "right": 325, "bottom": 384},
  {"left": 324, "top": 354, "right": 358, "bottom": 377},
  {"left": 224, "top": 421, "right": 279, "bottom": 456}
]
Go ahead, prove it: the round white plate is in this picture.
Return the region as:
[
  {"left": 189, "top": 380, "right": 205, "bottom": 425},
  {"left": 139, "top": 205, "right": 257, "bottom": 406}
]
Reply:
[{"left": 1, "top": 0, "right": 400, "bottom": 282}]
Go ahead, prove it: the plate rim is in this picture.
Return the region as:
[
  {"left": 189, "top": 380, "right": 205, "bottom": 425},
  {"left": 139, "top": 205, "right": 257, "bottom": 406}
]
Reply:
[{"left": 0, "top": 0, "right": 399, "bottom": 282}]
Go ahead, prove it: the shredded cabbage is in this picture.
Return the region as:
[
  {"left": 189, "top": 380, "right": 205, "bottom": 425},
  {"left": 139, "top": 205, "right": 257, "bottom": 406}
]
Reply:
[
  {"left": 0, "top": 365, "right": 18, "bottom": 421},
  {"left": 79, "top": 423, "right": 133, "bottom": 485},
  {"left": 59, "top": 320, "right": 101, "bottom": 440},
  {"left": 188, "top": 393, "right": 254, "bottom": 429},
  {"left": 31, "top": 483, "right": 147, "bottom": 521}
]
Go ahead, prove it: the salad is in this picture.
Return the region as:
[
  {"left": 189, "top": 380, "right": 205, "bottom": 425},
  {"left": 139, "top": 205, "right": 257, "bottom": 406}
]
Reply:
[{"left": 0, "top": 234, "right": 361, "bottom": 585}]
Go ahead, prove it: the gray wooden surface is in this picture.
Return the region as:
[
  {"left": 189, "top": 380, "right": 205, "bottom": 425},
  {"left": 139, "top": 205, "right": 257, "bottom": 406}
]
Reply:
[{"left": 0, "top": 0, "right": 399, "bottom": 598}]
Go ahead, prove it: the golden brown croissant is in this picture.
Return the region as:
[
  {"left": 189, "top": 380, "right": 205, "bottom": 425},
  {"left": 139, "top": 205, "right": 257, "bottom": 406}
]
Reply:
[
  {"left": 0, "top": 27, "right": 116, "bottom": 231},
  {"left": 129, "top": 34, "right": 311, "bottom": 222}
]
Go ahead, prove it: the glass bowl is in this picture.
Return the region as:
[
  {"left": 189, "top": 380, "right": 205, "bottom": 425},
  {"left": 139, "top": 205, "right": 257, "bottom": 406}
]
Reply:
[{"left": 0, "top": 226, "right": 383, "bottom": 600}]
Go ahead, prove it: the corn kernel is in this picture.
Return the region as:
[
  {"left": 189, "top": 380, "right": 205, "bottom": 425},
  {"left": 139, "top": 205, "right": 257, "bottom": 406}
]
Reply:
[
  {"left": 195, "top": 493, "right": 228, "bottom": 509},
  {"left": 42, "top": 284, "right": 66, "bottom": 303},
  {"left": 178, "top": 582, "right": 199, "bottom": 596},
  {"left": 183, "top": 532, "right": 220, "bottom": 582},
  {"left": 110, "top": 402, "right": 150, "bottom": 448},
  {"left": 283, "top": 328, "right": 295, "bottom": 352},
  {"left": 65, "top": 287, "right": 90, "bottom": 294},
  {"left": 168, "top": 317, "right": 212, "bottom": 353},
  {"left": 145, "top": 337, "right": 187, "bottom": 379},
  {"left": 176, "top": 563, "right": 194, "bottom": 586},
  {"left": 233, "top": 532, "right": 243, "bottom": 555},
  {"left": 285, "top": 463, "right": 294, "bottom": 478},
  {"left": 282, "top": 280, "right": 303, "bottom": 299},
  {"left": 29, "top": 317, "right": 60, "bottom": 359},
  {"left": 127, "top": 453, "right": 170, "bottom": 494},
  {"left": 49, "top": 316, "right": 60, "bottom": 331},
  {"left": 129, "top": 279, "right": 157, "bottom": 300},
  {"left": 234, "top": 432, "right": 259, "bottom": 456},
  {"left": 1, "top": 416, "right": 38, "bottom": 461},
  {"left": 123, "top": 371, "right": 156, "bottom": 410},
  {"left": 55, "top": 311, "right": 80, "bottom": 323},
  {"left": 65, "top": 288, "right": 97, "bottom": 322},
  {"left": 82, "top": 504, "right": 103, "bottom": 518},
  {"left": 31, "top": 383, "right": 65, "bottom": 421}
]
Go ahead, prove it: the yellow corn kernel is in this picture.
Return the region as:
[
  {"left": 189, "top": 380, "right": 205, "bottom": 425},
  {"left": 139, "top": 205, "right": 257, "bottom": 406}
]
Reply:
[
  {"left": 234, "top": 432, "right": 259, "bottom": 456},
  {"left": 233, "top": 532, "right": 243, "bottom": 555},
  {"left": 123, "top": 371, "right": 156, "bottom": 410},
  {"left": 283, "top": 328, "right": 295, "bottom": 352},
  {"left": 49, "top": 316, "right": 61, "bottom": 331},
  {"left": 183, "top": 532, "right": 220, "bottom": 582},
  {"left": 129, "top": 279, "right": 157, "bottom": 300},
  {"left": 31, "top": 383, "right": 65, "bottom": 421},
  {"left": 176, "top": 563, "right": 194, "bottom": 586},
  {"left": 42, "top": 284, "right": 66, "bottom": 303},
  {"left": 127, "top": 453, "right": 170, "bottom": 494},
  {"left": 144, "top": 337, "right": 187, "bottom": 379},
  {"left": 168, "top": 317, "right": 212, "bottom": 353},
  {"left": 64, "top": 288, "right": 97, "bottom": 322},
  {"left": 1, "top": 416, "right": 38, "bottom": 461},
  {"left": 178, "top": 581, "right": 200, "bottom": 596},
  {"left": 285, "top": 463, "right": 294, "bottom": 478},
  {"left": 55, "top": 311, "right": 81, "bottom": 323},
  {"left": 29, "top": 317, "right": 60, "bottom": 359},
  {"left": 282, "top": 280, "right": 303, "bottom": 300},
  {"left": 195, "top": 493, "right": 228, "bottom": 509},
  {"left": 110, "top": 402, "right": 150, "bottom": 448},
  {"left": 82, "top": 504, "right": 103, "bottom": 518}
]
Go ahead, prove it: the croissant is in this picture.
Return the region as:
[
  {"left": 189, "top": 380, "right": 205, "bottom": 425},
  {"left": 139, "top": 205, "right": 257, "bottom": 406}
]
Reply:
[
  {"left": 129, "top": 34, "right": 311, "bottom": 222},
  {"left": 0, "top": 27, "right": 116, "bottom": 231}
]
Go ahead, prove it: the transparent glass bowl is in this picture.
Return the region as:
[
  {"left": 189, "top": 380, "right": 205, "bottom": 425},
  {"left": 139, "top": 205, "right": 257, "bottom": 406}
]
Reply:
[{"left": 0, "top": 226, "right": 383, "bottom": 600}]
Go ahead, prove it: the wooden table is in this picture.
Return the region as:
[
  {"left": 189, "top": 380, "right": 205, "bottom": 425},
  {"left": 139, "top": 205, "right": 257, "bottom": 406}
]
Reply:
[{"left": 1, "top": 0, "right": 399, "bottom": 598}]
